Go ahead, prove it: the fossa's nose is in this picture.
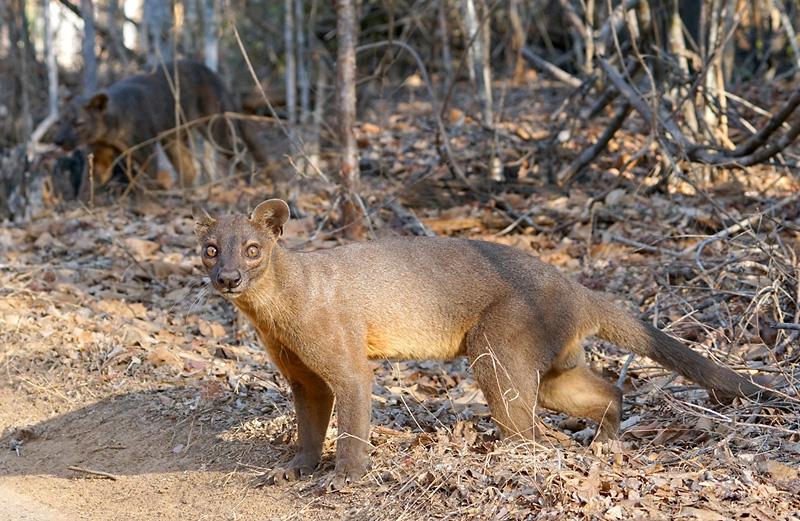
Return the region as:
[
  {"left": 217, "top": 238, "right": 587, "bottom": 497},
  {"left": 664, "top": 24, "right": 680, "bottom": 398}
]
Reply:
[{"left": 217, "top": 269, "right": 242, "bottom": 290}]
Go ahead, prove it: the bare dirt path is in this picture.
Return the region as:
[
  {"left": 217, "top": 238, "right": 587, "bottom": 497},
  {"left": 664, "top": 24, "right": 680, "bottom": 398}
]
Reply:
[{"left": 0, "top": 483, "right": 73, "bottom": 521}]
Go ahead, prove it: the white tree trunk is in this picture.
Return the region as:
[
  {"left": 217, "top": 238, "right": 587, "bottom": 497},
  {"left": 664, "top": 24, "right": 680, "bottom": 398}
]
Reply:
[
  {"left": 460, "top": 0, "right": 492, "bottom": 125},
  {"left": 28, "top": 0, "right": 59, "bottom": 157},
  {"left": 203, "top": 0, "right": 219, "bottom": 72}
]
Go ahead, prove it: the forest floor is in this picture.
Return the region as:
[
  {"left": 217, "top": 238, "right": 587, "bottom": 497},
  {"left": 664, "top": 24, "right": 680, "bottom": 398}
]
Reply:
[{"left": 2, "top": 82, "right": 800, "bottom": 520}]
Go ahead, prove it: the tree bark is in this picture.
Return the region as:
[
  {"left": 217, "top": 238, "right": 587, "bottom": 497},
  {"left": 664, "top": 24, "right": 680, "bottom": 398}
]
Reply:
[
  {"left": 143, "top": 0, "right": 173, "bottom": 65},
  {"left": 8, "top": 0, "right": 33, "bottom": 142},
  {"left": 81, "top": 0, "right": 97, "bottom": 93},
  {"left": 295, "top": 0, "right": 310, "bottom": 124},
  {"left": 438, "top": 0, "right": 453, "bottom": 85},
  {"left": 508, "top": 0, "right": 525, "bottom": 82},
  {"left": 202, "top": 0, "right": 220, "bottom": 71},
  {"left": 284, "top": 0, "right": 297, "bottom": 125},
  {"left": 335, "top": 0, "right": 364, "bottom": 239},
  {"left": 460, "top": 0, "right": 493, "bottom": 125},
  {"left": 29, "top": 0, "right": 59, "bottom": 155}
]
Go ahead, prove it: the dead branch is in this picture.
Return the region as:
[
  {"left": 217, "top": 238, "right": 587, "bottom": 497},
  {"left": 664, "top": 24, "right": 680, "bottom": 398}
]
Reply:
[
  {"left": 595, "top": 0, "right": 642, "bottom": 56},
  {"left": 388, "top": 201, "right": 436, "bottom": 237},
  {"left": 773, "top": 323, "right": 800, "bottom": 331},
  {"left": 683, "top": 192, "right": 800, "bottom": 269},
  {"left": 731, "top": 86, "right": 800, "bottom": 157},
  {"left": 521, "top": 47, "right": 582, "bottom": 88},
  {"left": 66, "top": 465, "right": 118, "bottom": 480},
  {"left": 557, "top": 102, "right": 631, "bottom": 185}
]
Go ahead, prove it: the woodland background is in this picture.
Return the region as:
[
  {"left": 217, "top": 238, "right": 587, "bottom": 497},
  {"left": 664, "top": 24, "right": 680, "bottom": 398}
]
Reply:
[{"left": 1, "top": 1, "right": 800, "bottom": 519}]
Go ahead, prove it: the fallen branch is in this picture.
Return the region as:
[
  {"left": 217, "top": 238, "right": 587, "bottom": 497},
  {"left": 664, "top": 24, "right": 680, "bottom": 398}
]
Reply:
[
  {"left": 557, "top": 102, "right": 632, "bottom": 185},
  {"left": 388, "top": 201, "right": 436, "bottom": 237},
  {"left": 67, "top": 465, "right": 118, "bottom": 480},
  {"left": 598, "top": 59, "right": 687, "bottom": 149},
  {"left": 610, "top": 235, "right": 682, "bottom": 257},
  {"left": 731, "top": 86, "right": 800, "bottom": 157},
  {"left": 773, "top": 322, "right": 800, "bottom": 331},
  {"left": 521, "top": 48, "right": 582, "bottom": 88}
]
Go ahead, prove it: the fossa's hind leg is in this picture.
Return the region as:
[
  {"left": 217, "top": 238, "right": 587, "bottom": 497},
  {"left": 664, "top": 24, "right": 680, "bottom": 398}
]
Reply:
[
  {"left": 537, "top": 365, "right": 622, "bottom": 441},
  {"left": 465, "top": 311, "right": 544, "bottom": 439},
  {"left": 466, "top": 305, "right": 622, "bottom": 442}
]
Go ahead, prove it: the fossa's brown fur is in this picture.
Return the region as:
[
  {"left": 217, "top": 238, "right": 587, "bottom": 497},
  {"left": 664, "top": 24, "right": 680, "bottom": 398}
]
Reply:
[
  {"left": 195, "top": 200, "right": 769, "bottom": 489},
  {"left": 54, "top": 60, "right": 269, "bottom": 195}
]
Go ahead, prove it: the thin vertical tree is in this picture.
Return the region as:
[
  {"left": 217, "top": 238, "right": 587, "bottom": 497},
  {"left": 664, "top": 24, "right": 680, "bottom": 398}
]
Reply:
[
  {"left": 9, "top": 0, "right": 33, "bottom": 142},
  {"left": 143, "top": 0, "right": 173, "bottom": 65},
  {"left": 285, "top": 0, "right": 297, "bottom": 125},
  {"left": 29, "top": 0, "right": 59, "bottom": 152},
  {"left": 335, "top": 0, "right": 363, "bottom": 239},
  {"left": 203, "top": 0, "right": 220, "bottom": 72},
  {"left": 460, "top": 0, "right": 492, "bottom": 125},
  {"left": 295, "top": 0, "right": 310, "bottom": 123},
  {"left": 438, "top": 0, "right": 453, "bottom": 85},
  {"left": 81, "top": 0, "right": 97, "bottom": 93}
]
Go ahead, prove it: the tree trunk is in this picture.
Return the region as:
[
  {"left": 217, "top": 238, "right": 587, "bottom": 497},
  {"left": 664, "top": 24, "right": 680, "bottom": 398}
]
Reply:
[
  {"left": 460, "top": 0, "right": 493, "bottom": 125},
  {"left": 335, "top": 0, "right": 364, "bottom": 239},
  {"left": 438, "top": 0, "right": 453, "bottom": 85},
  {"left": 508, "top": 0, "right": 525, "bottom": 82},
  {"left": 8, "top": 0, "right": 33, "bottom": 143},
  {"left": 306, "top": 46, "right": 326, "bottom": 176},
  {"left": 143, "top": 0, "right": 173, "bottom": 65},
  {"left": 295, "top": 0, "right": 310, "bottom": 124},
  {"left": 105, "top": 0, "right": 129, "bottom": 69},
  {"left": 81, "top": 0, "right": 97, "bottom": 93},
  {"left": 202, "top": 0, "right": 220, "bottom": 71},
  {"left": 29, "top": 0, "right": 59, "bottom": 155},
  {"left": 202, "top": 0, "right": 220, "bottom": 72},
  {"left": 284, "top": 0, "right": 297, "bottom": 125}
]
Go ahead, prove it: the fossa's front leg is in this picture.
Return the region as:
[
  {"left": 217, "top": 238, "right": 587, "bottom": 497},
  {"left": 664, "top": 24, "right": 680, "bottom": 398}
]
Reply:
[{"left": 266, "top": 348, "right": 333, "bottom": 483}]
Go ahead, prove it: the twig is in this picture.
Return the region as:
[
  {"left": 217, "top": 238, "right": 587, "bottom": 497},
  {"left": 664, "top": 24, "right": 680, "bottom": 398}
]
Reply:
[
  {"left": 610, "top": 235, "right": 682, "bottom": 257},
  {"left": 682, "top": 192, "right": 800, "bottom": 259},
  {"left": 67, "top": 465, "right": 118, "bottom": 480},
  {"left": 616, "top": 353, "right": 635, "bottom": 388},
  {"left": 595, "top": 0, "right": 642, "bottom": 57}
]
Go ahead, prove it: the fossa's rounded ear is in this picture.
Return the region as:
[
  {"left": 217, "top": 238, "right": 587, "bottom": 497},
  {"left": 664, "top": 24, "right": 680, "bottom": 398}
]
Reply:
[
  {"left": 251, "top": 199, "right": 290, "bottom": 236},
  {"left": 85, "top": 92, "right": 109, "bottom": 112},
  {"left": 192, "top": 205, "right": 216, "bottom": 236}
]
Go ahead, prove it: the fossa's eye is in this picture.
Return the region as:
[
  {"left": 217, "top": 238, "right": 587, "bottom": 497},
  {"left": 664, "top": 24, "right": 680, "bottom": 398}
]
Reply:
[
  {"left": 246, "top": 245, "right": 260, "bottom": 258},
  {"left": 205, "top": 245, "right": 218, "bottom": 258}
]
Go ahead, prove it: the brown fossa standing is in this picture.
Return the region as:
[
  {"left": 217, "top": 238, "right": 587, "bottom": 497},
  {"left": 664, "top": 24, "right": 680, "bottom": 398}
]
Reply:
[{"left": 195, "top": 200, "right": 769, "bottom": 490}]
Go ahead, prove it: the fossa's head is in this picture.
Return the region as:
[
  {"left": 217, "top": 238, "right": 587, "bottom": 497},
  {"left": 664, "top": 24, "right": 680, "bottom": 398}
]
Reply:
[
  {"left": 53, "top": 93, "right": 114, "bottom": 149},
  {"left": 194, "top": 199, "right": 290, "bottom": 298}
]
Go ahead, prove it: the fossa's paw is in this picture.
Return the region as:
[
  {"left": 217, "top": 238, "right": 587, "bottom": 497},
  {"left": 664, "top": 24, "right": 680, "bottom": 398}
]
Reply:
[
  {"left": 257, "top": 456, "right": 318, "bottom": 486},
  {"left": 321, "top": 467, "right": 367, "bottom": 492}
]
